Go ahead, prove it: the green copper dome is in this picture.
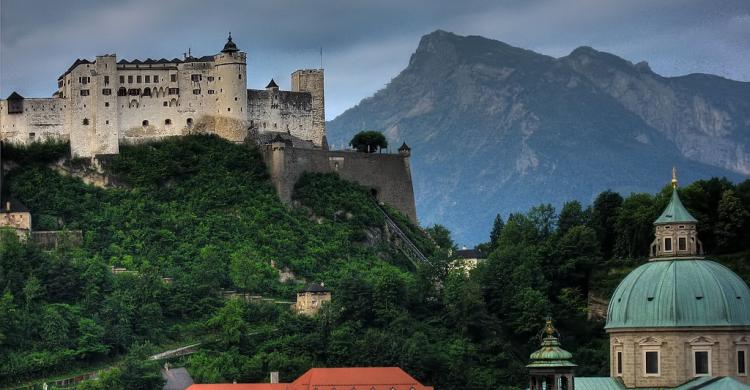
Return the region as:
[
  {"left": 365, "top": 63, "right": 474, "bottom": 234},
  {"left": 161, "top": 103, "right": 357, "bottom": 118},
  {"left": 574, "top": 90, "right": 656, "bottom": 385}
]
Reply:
[
  {"left": 527, "top": 320, "right": 577, "bottom": 368},
  {"left": 606, "top": 259, "right": 750, "bottom": 329},
  {"left": 654, "top": 189, "right": 697, "bottom": 224}
]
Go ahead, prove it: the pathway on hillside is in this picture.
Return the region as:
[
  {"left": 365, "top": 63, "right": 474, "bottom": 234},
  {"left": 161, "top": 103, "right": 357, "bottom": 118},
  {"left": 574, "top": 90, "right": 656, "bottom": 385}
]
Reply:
[{"left": 372, "top": 199, "right": 430, "bottom": 265}]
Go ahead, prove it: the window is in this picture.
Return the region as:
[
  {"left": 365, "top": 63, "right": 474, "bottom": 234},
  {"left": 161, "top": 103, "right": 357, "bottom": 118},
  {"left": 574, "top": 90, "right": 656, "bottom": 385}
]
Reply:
[
  {"left": 187, "top": 118, "right": 193, "bottom": 126},
  {"left": 142, "top": 87, "right": 151, "bottom": 97},
  {"left": 207, "top": 76, "right": 214, "bottom": 82},
  {"left": 153, "top": 75, "right": 159, "bottom": 83},
  {"left": 694, "top": 350, "right": 710, "bottom": 376},
  {"left": 168, "top": 88, "right": 179, "bottom": 95},
  {"left": 105, "top": 102, "right": 109, "bottom": 107},
  {"left": 80, "top": 89, "right": 90, "bottom": 96},
  {"left": 120, "top": 75, "right": 125, "bottom": 83},
  {"left": 664, "top": 237, "right": 672, "bottom": 252},
  {"left": 104, "top": 76, "right": 110, "bottom": 85},
  {"left": 645, "top": 350, "right": 659, "bottom": 376},
  {"left": 170, "top": 74, "right": 177, "bottom": 82},
  {"left": 163, "top": 101, "right": 168, "bottom": 107},
  {"left": 679, "top": 237, "right": 687, "bottom": 251},
  {"left": 191, "top": 74, "right": 202, "bottom": 82},
  {"left": 193, "top": 89, "right": 201, "bottom": 95},
  {"left": 207, "top": 89, "right": 215, "bottom": 94},
  {"left": 82, "top": 118, "right": 89, "bottom": 125},
  {"left": 145, "top": 75, "right": 150, "bottom": 83},
  {"left": 102, "top": 88, "right": 112, "bottom": 95},
  {"left": 105, "top": 120, "right": 109, "bottom": 124},
  {"left": 142, "top": 120, "right": 149, "bottom": 126},
  {"left": 165, "top": 119, "right": 172, "bottom": 125},
  {"left": 617, "top": 351, "right": 623, "bottom": 375},
  {"left": 128, "top": 88, "right": 141, "bottom": 96},
  {"left": 29, "top": 132, "right": 35, "bottom": 140},
  {"left": 118, "top": 87, "right": 127, "bottom": 96},
  {"left": 238, "top": 74, "right": 242, "bottom": 79},
  {"left": 128, "top": 75, "right": 133, "bottom": 83},
  {"left": 227, "top": 107, "right": 231, "bottom": 112},
  {"left": 137, "top": 75, "right": 142, "bottom": 83},
  {"left": 739, "top": 349, "right": 747, "bottom": 375}
]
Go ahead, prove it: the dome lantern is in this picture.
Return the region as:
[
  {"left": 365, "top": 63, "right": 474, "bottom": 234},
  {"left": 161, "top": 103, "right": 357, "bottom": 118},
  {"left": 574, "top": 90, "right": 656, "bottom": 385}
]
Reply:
[{"left": 650, "top": 169, "right": 702, "bottom": 259}]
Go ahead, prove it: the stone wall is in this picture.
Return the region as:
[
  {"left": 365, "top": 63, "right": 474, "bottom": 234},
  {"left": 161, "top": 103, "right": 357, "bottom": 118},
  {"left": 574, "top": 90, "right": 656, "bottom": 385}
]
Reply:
[
  {"left": 0, "top": 98, "right": 67, "bottom": 144},
  {"left": 247, "top": 89, "right": 314, "bottom": 142},
  {"left": 609, "top": 329, "right": 750, "bottom": 387},
  {"left": 291, "top": 70, "right": 325, "bottom": 147},
  {"left": 262, "top": 141, "right": 417, "bottom": 222}
]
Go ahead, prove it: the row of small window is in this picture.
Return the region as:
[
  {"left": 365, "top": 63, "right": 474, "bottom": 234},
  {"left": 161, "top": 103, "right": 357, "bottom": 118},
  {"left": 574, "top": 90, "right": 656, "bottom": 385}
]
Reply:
[
  {"left": 80, "top": 88, "right": 179, "bottom": 96},
  {"left": 81, "top": 118, "right": 193, "bottom": 126},
  {"left": 119, "top": 74, "right": 172, "bottom": 84},
  {"left": 190, "top": 75, "right": 216, "bottom": 82},
  {"left": 615, "top": 348, "right": 747, "bottom": 377}
]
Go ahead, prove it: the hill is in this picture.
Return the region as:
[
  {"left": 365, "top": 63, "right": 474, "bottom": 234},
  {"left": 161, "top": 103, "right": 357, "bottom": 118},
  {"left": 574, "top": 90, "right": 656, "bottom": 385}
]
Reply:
[{"left": 327, "top": 30, "right": 750, "bottom": 245}]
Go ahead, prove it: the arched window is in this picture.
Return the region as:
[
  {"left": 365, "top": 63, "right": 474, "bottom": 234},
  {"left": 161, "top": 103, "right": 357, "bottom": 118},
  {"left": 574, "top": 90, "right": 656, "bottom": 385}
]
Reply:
[
  {"left": 117, "top": 87, "right": 127, "bottom": 96},
  {"left": 142, "top": 120, "right": 149, "bottom": 126},
  {"left": 129, "top": 99, "right": 139, "bottom": 108},
  {"left": 82, "top": 118, "right": 89, "bottom": 125},
  {"left": 128, "top": 88, "right": 140, "bottom": 96},
  {"left": 165, "top": 119, "right": 172, "bottom": 125},
  {"left": 187, "top": 118, "right": 193, "bottom": 127},
  {"left": 142, "top": 87, "right": 151, "bottom": 97},
  {"left": 169, "top": 98, "right": 177, "bottom": 107}
]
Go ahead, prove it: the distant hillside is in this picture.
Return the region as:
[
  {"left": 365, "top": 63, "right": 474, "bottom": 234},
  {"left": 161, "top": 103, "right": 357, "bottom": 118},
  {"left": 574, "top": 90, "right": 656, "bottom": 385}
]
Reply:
[{"left": 328, "top": 30, "right": 750, "bottom": 245}]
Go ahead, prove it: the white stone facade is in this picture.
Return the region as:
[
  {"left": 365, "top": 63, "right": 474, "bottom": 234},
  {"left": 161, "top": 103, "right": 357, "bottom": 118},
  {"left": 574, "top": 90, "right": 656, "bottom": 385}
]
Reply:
[{"left": 0, "top": 35, "right": 326, "bottom": 157}]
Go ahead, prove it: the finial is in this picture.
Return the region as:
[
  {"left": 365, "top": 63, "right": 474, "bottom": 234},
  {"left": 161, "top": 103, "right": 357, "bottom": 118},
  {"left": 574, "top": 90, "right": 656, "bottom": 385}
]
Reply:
[
  {"left": 544, "top": 317, "right": 556, "bottom": 337},
  {"left": 672, "top": 166, "right": 678, "bottom": 189},
  {"left": 228, "top": 32, "right": 233, "bottom": 42}
]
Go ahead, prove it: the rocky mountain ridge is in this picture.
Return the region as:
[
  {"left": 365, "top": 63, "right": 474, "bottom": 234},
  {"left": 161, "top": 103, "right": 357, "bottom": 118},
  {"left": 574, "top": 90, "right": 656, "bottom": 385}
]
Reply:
[{"left": 328, "top": 30, "right": 749, "bottom": 245}]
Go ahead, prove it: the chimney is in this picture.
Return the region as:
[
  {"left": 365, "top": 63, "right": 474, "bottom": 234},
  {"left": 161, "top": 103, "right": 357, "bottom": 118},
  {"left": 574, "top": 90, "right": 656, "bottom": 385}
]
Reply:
[{"left": 270, "top": 371, "right": 279, "bottom": 384}]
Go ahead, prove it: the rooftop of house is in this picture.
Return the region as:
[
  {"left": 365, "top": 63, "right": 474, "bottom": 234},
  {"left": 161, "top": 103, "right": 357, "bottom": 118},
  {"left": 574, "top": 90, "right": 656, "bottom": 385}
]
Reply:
[{"left": 186, "top": 367, "right": 433, "bottom": 390}]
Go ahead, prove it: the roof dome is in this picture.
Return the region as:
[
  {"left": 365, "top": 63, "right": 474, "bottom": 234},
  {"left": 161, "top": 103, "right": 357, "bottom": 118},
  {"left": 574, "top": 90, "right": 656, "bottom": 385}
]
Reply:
[
  {"left": 606, "top": 259, "right": 750, "bottom": 329},
  {"left": 527, "top": 319, "right": 577, "bottom": 368},
  {"left": 221, "top": 33, "right": 239, "bottom": 53}
]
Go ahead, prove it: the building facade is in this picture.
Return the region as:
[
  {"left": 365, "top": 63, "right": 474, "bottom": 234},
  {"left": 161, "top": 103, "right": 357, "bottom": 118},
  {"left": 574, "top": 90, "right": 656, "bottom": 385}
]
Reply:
[
  {"left": 294, "top": 283, "right": 331, "bottom": 316},
  {"left": 0, "top": 35, "right": 326, "bottom": 157}
]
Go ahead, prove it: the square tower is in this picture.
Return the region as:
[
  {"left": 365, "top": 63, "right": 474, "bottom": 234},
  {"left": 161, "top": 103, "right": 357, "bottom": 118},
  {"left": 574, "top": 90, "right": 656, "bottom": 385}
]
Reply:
[{"left": 291, "top": 69, "right": 325, "bottom": 147}]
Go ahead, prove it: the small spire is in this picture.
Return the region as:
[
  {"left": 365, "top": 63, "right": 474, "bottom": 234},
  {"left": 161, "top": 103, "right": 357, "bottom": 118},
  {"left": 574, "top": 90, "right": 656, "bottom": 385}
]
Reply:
[
  {"left": 544, "top": 317, "right": 556, "bottom": 337},
  {"left": 672, "top": 166, "right": 678, "bottom": 189},
  {"left": 228, "top": 32, "right": 233, "bottom": 42}
]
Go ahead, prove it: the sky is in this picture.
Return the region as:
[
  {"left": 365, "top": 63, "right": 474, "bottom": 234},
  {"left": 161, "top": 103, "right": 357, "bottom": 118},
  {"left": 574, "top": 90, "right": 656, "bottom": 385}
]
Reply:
[{"left": 1, "top": 0, "right": 748, "bottom": 119}]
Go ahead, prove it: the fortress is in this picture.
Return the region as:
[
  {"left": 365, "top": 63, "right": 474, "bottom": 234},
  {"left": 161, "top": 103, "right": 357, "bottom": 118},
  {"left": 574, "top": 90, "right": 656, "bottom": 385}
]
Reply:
[{"left": 0, "top": 34, "right": 417, "bottom": 221}]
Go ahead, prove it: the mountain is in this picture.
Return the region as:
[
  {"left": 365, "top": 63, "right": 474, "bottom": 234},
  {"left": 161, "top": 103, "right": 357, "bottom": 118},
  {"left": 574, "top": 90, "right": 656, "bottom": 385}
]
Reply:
[{"left": 327, "top": 30, "right": 750, "bottom": 245}]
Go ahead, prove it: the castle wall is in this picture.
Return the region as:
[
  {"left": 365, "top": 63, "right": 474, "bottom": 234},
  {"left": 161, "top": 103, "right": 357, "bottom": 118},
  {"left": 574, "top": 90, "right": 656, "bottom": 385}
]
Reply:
[
  {"left": 0, "top": 99, "right": 67, "bottom": 144},
  {"left": 248, "top": 90, "right": 313, "bottom": 141},
  {"left": 263, "top": 144, "right": 417, "bottom": 222}
]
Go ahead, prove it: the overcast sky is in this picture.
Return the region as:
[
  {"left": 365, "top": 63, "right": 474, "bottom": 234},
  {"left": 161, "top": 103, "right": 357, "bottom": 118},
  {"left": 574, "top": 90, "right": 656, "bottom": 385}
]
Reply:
[{"left": 1, "top": 0, "right": 748, "bottom": 118}]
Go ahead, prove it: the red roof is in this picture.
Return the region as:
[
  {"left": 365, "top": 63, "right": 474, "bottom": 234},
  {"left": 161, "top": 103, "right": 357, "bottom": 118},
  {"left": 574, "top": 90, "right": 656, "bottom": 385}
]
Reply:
[{"left": 186, "top": 367, "right": 433, "bottom": 390}]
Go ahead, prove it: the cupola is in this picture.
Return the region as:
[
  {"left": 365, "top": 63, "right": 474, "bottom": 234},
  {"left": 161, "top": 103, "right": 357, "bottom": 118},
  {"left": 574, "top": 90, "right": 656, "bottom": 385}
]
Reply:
[
  {"left": 527, "top": 319, "right": 576, "bottom": 390},
  {"left": 650, "top": 167, "right": 702, "bottom": 258}
]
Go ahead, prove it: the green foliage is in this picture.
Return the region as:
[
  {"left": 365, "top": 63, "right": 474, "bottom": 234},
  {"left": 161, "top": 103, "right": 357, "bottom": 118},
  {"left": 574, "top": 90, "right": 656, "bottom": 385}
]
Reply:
[
  {"left": 348, "top": 130, "right": 388, "bottom": 153},
  {"left": 2, "top": 139, "right": 69, "bottom": 165}
]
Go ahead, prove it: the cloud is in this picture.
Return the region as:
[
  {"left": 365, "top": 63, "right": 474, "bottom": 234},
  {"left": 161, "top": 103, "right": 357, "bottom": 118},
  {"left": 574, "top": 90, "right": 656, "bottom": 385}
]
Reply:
[{"left": 1, "top": 0, "right": 748, "bottom": 117}]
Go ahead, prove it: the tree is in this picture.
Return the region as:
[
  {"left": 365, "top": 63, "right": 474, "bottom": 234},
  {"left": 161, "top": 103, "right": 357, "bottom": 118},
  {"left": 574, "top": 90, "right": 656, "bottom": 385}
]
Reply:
[
  {"left": 558, "top": 201, "right": 587, "bottom": 235},
  {"left": 589, "top": 190, "right": 623, "bottom": 259},
  {"left": 715, "top": 190, "right": 749, "bottom": 252},
  {"left": 349, "top": 131, "right": 388, "bottom": 153},
  {"left": 488, "top": 214, "right": 505, "bottom": 251},
  {"left": 230, "top": 247, "right": 278, "bottom": 293},
  {"left": 614, "top": 193, "right": 658, "bottom": 259}
]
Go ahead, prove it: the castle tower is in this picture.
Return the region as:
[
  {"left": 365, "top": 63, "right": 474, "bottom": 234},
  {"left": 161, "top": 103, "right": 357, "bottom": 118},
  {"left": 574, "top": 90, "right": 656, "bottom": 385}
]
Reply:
[
  {"left": 527, "top": 319, "right": 577, "bottom": 390},
  {"left": 650, "top": 167, "right": 702, "bottom": 258},
  {"left": 291, "top": 69, "right": 325, "bottom": 147},
  {"left": 213, "top": 33, "right": 248, "bottom": 141},
  {"left": 92, "top": 54, "right": 119, "bottom": 155}
]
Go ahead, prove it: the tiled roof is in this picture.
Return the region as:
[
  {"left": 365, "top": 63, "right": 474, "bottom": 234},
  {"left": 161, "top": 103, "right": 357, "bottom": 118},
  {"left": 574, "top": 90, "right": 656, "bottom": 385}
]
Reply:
[
  {"left": 655, "top": 189, "right": 698, "bottom": 224},
  {"left": 186, "top": 367, "right": 433, "bottom": 390},
  {"left": 7, "top": 91, "right": 24, "bottom": 100},
  {"left": 299, "top": 283, "right": 329, "bottom": 293}
]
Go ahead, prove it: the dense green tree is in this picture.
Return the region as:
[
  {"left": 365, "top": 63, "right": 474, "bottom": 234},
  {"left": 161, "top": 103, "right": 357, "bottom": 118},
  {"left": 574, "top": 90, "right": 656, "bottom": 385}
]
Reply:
[
  {"left": 715, "top": 190, "right": 749, "bottom": 252},
  {"left": 488, "top": 214, "right": 505, "bottom": 251},
  {"left": 589, "top": 190, "right": 623, "bottom": 259},
  {"left": 614, "top": 193, "right": 658, "bottom": 259},
  {"left": 558, "top": 201, "right": 587, "bottom": 235},
  {"left": 349, "top": 130, "right": 388, "bottom": 153}
]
